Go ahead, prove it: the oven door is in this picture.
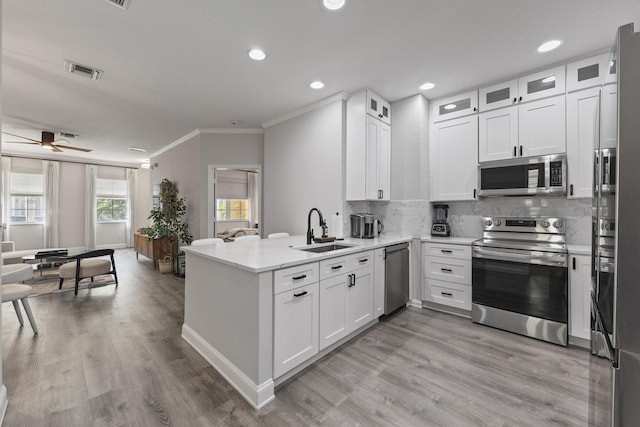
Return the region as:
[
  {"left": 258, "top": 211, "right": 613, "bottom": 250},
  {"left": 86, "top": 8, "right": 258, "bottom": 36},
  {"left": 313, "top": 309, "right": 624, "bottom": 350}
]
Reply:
[{"left": 472, "top": 246, "right": 568, "bottom": 324}]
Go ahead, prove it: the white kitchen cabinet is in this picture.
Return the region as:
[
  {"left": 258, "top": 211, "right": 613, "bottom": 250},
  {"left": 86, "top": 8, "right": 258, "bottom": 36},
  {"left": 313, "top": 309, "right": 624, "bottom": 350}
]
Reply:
[
  {"left": 569, "top": 254, "right": 591, "bottom": 341},
  {"left": 319, "top": 274, "right": 349, "bottom": 350},
  {"left": 346, "top": 89, "right": 391, "bottom": 201},
  {"left": 518, "top": 65, "right": 566, "bottom": 103},
  {"left": 373, "top": 248, "right": 385, "bottom": 318},
  {"left": 600, "top": 84, "right": 618, "bottom": 149},
  {"left": 567, "top": 53, "right": 611, "bottom": 92},
  {"left": 366, "top": 89, "right": 391, "bottom": 125},
  {"left": 430, "top": 115, "right": 478, "bottom": 201},
  {"left": 273, "top": 281, "right": 320, "bottom": 378},
  {"left": 517, "top": 95, "right": 566, "bottom": 157},
  {"left": 478, "top": 106, "right": 519, "bottom": 162},
  {"left": 423, "top": 241, "right": 472, "bottom": 312},
  {"left": 349, "top": 265, "right": 374, "bottom": 331},
  {"left": 479, "top": 79, "right": 519, "bottom": 111},
  {"left": 432, "top": 90, "right": 478, "bottom": 123},
  {"left": 567, "top": 87, "right": 600, "bottom": 198}
]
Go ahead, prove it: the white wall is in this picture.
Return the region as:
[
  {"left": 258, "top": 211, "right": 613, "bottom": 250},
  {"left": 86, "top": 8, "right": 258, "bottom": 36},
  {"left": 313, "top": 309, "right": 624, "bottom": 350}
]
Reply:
[
  {"left": 135, "top": 168, "right": 152, "bottom": 231},
  {"left": 58, "top": 162, "right": 85, "bottom": 249},
  {"left": 264, "top": 100, "right": 344, "bottom": 237},
  {"left": 96, "top": 222, "right": 127, "bottom": 248}
]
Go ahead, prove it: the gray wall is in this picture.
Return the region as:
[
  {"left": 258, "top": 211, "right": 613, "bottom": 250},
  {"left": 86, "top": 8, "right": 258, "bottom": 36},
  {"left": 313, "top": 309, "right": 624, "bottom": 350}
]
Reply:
[{"left": 264, "top": 100, "right": 344, "bottom": 237}]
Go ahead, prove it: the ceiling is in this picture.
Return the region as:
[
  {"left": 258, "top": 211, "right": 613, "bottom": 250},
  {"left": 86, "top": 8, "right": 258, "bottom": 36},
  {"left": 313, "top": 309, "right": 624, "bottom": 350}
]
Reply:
[{"left": 2, "top": 0, "right": 639, "bottom": 166}]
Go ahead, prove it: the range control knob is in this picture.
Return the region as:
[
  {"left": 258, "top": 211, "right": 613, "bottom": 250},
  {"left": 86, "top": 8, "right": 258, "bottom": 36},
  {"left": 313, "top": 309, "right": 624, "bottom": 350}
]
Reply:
[
  {"left": 484, "top": 219, "right": 493, "bottom": 227},
  {"left": 494, "top": 219, "right": 502, "bottom": 226},
  {"left": 553, "top": 220, "right": 563, "bottom": 228},
  {"left": 542, "top": 221, "right": 551, "bottom": 228}
]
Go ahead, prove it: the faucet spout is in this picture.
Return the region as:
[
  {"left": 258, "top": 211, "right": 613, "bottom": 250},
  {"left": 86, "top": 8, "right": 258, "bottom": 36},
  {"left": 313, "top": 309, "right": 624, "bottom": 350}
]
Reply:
[{"left": 307, "top": 208, "right": 325, "bottom": 244}]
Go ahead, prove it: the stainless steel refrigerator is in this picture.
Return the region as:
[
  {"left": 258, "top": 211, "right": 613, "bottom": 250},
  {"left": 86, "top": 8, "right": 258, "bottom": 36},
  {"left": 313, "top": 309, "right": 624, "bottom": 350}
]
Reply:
[{"left": 589, "top": 23, "right": 640, "bottom": 426}]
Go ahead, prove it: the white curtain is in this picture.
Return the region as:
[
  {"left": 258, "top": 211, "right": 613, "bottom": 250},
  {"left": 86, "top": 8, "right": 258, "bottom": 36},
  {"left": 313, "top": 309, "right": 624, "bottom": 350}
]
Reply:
[
  {"left": 248, "top": 171, "right": 259, "bottom": 229},
  {"left": 1, "top": 157, "right": 12, "bottom": 242},
  {"left": 85, "top": 165, "right": 97, "bottom": 251},
  {"left": 43, "top": 160, "right": 60, "bottom": 248},
  {"left": 125, "top": 168, "right": 137, "bottom": 247}
]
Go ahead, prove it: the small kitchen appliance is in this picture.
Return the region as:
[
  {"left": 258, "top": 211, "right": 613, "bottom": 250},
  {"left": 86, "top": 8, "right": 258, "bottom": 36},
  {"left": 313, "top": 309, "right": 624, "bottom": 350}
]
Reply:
[
  {"left": 431, "top": 204, "right": 451, "bottom": 237},
  {"left": 350, "top": 213, "right": 383, "bottom": 238}
]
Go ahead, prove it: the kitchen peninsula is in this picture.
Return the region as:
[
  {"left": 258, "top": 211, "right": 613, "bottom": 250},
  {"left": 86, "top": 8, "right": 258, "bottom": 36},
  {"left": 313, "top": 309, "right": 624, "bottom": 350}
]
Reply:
[{"left": 181, "top": 234, "right": 411, "bottom": 409}]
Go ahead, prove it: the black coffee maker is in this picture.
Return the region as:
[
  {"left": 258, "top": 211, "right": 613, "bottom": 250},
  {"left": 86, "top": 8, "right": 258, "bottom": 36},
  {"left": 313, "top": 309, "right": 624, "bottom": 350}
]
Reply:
[{"left": 431, "top": 204, "right": 451, "bottom": 237}]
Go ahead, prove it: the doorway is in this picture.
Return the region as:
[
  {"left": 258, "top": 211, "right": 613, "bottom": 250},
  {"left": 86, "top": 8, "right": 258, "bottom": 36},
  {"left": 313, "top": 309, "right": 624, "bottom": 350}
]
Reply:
[{"left": 207, "top": 165, "right": 261, "bottom": 238}]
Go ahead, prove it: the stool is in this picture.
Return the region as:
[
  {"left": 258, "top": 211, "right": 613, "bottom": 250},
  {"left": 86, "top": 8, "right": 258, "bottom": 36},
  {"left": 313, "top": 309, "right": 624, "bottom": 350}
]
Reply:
[
  {"left": 1, "top": 264, "right": 33, "bottom": 283},
  {"left": 2, "top": 284, "right": 38, "bottom": 334},
  {"left": 58, "top": 249, "right": 117, "bottom": 295}
]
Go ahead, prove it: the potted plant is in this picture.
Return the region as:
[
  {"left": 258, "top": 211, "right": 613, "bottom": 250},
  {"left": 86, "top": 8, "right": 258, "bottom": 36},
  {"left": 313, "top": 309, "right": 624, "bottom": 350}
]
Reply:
[{"left": 144, "top": 178, "right": 193, "bottom": 272}]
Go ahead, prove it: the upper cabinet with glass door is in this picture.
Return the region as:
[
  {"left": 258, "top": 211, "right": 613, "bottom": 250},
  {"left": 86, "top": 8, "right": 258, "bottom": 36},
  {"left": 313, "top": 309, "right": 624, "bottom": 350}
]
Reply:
[
  {"left": 567, "top": 53, "right": 613, "bottom": 92},
  {"left": 366, "top": 89, "right": 391, "bottom": 125},
  {"left": 432, "top": 90, "right": 478, "bottom": 123}
]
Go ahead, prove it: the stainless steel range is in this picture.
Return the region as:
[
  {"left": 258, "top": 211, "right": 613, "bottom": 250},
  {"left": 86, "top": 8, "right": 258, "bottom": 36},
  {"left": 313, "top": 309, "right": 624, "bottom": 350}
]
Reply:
[{"left": 471, "top": 216, "right": 569, "bottom": 346}]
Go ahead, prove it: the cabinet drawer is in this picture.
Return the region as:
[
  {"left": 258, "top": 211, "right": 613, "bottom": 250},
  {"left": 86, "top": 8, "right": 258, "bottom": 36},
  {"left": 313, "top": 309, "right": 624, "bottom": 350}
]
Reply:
[
  {"left": 274, "top": 262, "right": 319, "bottom": 295},
  {"left": 424, "top": 256, "right": 471, "bottom": 285},
  {"left": 319, "top": 255, "right": 350, "bottom": 280},
  {"left": 350, "top": 251, "right": 374, "bottom": 270},
  {"left": 425, "top": 279, "right": 471, "bottom": 311},
  {"left": 423, "top": 242, "right": 471, "bottom": 260}
]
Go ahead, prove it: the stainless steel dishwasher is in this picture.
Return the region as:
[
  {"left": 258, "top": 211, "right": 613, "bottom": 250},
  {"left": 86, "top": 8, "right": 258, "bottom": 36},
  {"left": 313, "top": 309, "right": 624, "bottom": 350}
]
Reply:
[{"left": 384, "top": 242, "right": 410, "bottom": 315}]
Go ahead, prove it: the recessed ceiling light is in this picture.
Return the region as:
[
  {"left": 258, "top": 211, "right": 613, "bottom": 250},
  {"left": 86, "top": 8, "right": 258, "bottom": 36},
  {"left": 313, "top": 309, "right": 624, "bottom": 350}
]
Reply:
[
  {"left": 537, "top": 40, "right": 562, "bottom": 53},
  {"left": 323, "top": 0, "right": 346, "bottom": 10},
  {"left": 310, "top": 81, "right": 325, "bottom": 89},
  {"left": 248, "top": 48, "right": 266, "bottom": 61},
  {"left": 128, "top": 147, "right": 147, "bottom": 152},
  {"left": 419, "top": 82, "right": 436, "bottom": 91},
  {"left": 444, "top": 104, "right": 456, "bottom": 110}
]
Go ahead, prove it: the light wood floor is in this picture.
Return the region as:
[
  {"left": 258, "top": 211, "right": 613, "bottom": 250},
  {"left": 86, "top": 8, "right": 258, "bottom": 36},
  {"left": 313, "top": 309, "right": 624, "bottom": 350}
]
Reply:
[{"left": 2, "top": 248, "right": 595, "bottom": 426}]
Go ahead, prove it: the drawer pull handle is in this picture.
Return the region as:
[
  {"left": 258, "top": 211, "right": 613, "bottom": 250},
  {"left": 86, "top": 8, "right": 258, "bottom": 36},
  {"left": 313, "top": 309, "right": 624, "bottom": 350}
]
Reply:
[
  {"left": 440, "top": 249, "right": 453, "bottom": 254},
  {"left": 359, "top": 258, "right": 369, "bottom": 263},
  {"left": 441, "top": 292, "right": 453, "bottom": 297},
  {"left": 348, "top": 274, "right": 356, "bottom": 287},
  {"left": 441, "top": 268, "right": 453, "bottom": 273},
  {"left": 331, "top": 265, "right": 343, "bottom": 270},
  {"left": 293, "top": 291, "right": 308, "bottom": 297},
  {"left": 292, "top": 274, "right": 307, "bottom": 280}
]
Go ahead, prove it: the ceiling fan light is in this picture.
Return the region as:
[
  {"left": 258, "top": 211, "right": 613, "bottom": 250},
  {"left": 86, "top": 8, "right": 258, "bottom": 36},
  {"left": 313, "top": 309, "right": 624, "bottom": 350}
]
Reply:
[{"left": 323, "top": 0, "right": 346, "bottom": 10}]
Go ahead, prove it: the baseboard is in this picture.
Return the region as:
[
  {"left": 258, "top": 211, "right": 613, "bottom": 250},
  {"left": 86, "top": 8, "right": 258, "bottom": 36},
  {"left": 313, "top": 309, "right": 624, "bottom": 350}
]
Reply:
[
  {"left": 181, "top": 324, "right": 275, "bottom": 409},
  {"left": 422, "top": 301, "right": 472, "bottom": 319},
  {"left": 569, "top": 335, "right": 590, "bottom": 350},
  {"left": 408, "top": 298, "right": 422, "bottom": 308},
  {"left": 0, "top": 384, "right": 8, "bottom": 425}
]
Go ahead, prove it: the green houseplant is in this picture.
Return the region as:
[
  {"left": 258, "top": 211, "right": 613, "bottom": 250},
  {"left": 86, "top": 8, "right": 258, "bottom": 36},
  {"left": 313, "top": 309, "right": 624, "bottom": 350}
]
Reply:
[{"left": 144, "top": 179, "right": 192, "bottom": 267}]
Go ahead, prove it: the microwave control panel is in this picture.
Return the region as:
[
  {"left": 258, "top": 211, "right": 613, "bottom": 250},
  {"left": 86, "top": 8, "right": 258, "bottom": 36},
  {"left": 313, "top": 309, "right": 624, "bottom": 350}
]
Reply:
[{"left": 550, "top": 161, "right": 563, "bottom": 187}]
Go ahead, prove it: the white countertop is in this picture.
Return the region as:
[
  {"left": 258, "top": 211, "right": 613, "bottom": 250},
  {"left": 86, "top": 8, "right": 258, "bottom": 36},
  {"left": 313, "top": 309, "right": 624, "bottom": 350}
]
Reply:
[
  {"left": 182, "top": 234, "right": 413, "bottom": 274},
  {"left": 421, "top": 236, "right": 479, "bottom": 245}
]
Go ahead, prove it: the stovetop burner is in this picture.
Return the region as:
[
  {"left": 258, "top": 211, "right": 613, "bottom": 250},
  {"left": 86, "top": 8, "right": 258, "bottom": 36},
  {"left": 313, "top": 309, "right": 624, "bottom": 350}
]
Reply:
[{"left": 472, "top": 216, "right": 568, "bottom": 254}]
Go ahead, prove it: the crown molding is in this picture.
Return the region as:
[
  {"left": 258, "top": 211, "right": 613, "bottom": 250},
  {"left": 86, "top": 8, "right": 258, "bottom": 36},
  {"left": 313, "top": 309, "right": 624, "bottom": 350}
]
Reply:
[
  {"left": 261, "top": 92, "right": 349, "bottom": 129},
  {"left": 199, "top": 128, "right": 264, "bottom": 135}
]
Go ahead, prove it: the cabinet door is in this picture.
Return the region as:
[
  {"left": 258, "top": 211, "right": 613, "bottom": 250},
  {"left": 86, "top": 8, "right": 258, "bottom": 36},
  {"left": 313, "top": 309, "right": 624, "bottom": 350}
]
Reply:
[
  {"left": 567, "top": 88, "right": 599, "bottom": 198},
  {"left": 600, "top": 84, "right": 618, "bottom": 149},
  {"left": 569, "top": 255, "right": 591, "bottom": 341},
  {"left": 365, "top": 116, "right": 382, "bottom": 200},
  {"left": 319, "top": 275, "right": 349, "bottom": 350},
  {"left": 366, "top": 89, "right": 391, "bottom": 125},
  {"left": 430, "top": 115, "right": 478, "bottom": 201},
  {"left": 432, "top": 90, "right": 478, "bottom": 122},
  {"left": 373, "top": 248, "right": 385, "bottom": 318},
  {"left": 273, "top": 282, "right": 319, "bottom": 378},
  {"left": 478, "top": 106, "right": 518, "bottom": 162},
  {"left": 377, "top": 122, "right": 391, "bottom": 200},
  {"left": 518, "top": 65, "right": 566, "bottom": 103},
  {"left": 349, "top": 267, "right": 374, "bottom": 331},
  {"left": 479, "top": 79, "right": 518, "bottom": 111},
  {"left": 518, "top": 95, "right": 566, "bottom": 157},
  {"left": 567, "top": 53, "right": 611, "bottom": 92}
]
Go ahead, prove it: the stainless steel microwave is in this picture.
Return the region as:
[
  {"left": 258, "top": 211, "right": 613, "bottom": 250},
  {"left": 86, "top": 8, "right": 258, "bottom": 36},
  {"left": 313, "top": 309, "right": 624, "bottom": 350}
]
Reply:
[{"left": 477, "top": 154, "right": 567, "bottom": 197}]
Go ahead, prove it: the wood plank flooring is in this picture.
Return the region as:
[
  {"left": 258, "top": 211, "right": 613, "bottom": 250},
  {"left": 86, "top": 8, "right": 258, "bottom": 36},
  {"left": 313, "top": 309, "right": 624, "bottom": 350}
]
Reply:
[{"left": 2, "top": 248, "right": 596, "bottom": 426}]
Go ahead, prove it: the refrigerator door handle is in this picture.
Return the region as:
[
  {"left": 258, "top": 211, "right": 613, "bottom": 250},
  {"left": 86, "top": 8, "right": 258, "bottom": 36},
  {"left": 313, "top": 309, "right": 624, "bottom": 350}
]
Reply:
[{"left": 591, "top": 292, "right": 618, "bottom": 368}]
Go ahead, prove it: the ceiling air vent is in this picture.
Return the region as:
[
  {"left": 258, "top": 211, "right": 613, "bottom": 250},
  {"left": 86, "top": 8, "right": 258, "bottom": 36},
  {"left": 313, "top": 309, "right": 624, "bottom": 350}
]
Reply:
[
  {"left": 64, "top": 60, "right": 103, "bottom": 81},
  {"left": 59, "top": 132, "right": 78, "bottom": 139},
  {"left": 105, "top": 0, "right": 130, "bottom": 10}
]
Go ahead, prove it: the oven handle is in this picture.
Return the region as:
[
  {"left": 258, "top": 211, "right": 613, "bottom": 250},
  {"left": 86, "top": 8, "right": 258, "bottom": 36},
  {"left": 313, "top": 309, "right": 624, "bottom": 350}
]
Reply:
[{"left": 472, "top": 247, "right": 568, "bottom": 267}]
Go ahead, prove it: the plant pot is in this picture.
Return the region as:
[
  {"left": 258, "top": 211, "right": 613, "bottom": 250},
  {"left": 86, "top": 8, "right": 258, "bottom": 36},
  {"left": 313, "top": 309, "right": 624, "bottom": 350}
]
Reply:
[{"left": 159, "top": 256, "right": 173, "bottom": 274}]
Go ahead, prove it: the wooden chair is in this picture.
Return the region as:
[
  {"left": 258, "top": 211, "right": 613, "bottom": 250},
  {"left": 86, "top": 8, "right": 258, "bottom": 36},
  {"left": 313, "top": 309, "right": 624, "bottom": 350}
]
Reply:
[{"left": 58, "top": 249, "right": 118, "bottom": 295}]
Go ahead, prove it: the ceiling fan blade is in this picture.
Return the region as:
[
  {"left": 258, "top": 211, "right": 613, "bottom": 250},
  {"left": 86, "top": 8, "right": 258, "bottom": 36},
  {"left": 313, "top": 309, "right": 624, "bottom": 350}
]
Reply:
[
  {"left": 58, "top": 145, "right": 92, "bottom": 153},
  {"left": 5, "top": 141, "right": 42, "bottom": 145},
  {"left": 1, "top": 132, "right": 41, "bottom": 143}
]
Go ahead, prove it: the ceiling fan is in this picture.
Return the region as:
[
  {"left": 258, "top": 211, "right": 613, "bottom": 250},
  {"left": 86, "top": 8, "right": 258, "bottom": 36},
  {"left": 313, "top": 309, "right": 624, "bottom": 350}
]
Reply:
[{"left": 2, "top": 131, "right": 92, "bottom": 153}]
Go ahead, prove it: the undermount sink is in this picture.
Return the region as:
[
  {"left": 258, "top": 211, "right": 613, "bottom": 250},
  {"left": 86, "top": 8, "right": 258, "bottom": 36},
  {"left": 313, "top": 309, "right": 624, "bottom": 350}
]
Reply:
[{"left": 296, "top": 243, "right": 355, "bottom": 253}]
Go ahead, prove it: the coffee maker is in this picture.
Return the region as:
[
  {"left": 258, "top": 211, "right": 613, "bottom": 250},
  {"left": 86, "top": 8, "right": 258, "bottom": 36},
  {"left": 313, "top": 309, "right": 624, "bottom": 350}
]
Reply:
[{"left": 431, "top": 204, "right": 451, "bottom": 237}]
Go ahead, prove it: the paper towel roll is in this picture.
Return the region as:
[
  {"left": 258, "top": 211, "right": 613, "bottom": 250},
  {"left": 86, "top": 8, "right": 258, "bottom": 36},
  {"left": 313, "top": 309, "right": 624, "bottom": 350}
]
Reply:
[{"left": 331, "top": 213, "right": 344, "bottom": 239}]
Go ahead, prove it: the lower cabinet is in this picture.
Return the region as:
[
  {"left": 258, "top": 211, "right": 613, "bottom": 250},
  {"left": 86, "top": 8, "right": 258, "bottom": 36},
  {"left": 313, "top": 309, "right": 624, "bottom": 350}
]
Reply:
[
  {"left": 373, "top": 248, "right": 385, "bottom": 318},
  {"left": 273, "top": 281, "right": 319, "bottom": 378},
  {"left": 569, "top": 254, "right": 591, "bottom": 341},
  {"left": 423, "top": 241, "right": 472, "bottom": 312}
]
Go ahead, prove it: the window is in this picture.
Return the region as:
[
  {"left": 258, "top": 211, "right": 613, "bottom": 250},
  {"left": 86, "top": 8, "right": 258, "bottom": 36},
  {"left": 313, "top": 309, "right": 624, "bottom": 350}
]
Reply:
[
  {"left": 9, "top": 173, "right": 44, "bottom": 224},
  {"left": 96, "top": 179, "right": 128, "bottom": 222},
  {"left": 216, "top": 199, "right": 249, "bottom": 221}
]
